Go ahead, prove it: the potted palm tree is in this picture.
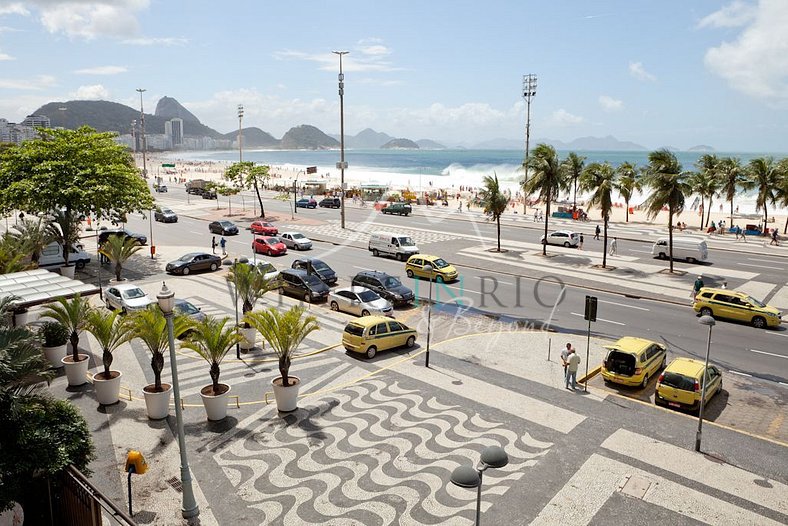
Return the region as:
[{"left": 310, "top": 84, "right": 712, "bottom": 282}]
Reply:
[
  {"left": 10, "top": 216, "right": 57, "bottom": 267},
  {"left": 180, "top": 316, "right": 243, "bottom": 420},
  {"left": 244, "top": 306, "right": 319, "bottom": 412},
  {"left": 40, "top": 321, "right": 69, "bottom": 368},
  {"left": 40, "top": 294, "right": 92, "bottom": 386},
  {"left": 51, "top": 209, "right": 82, "bottom": 278},
  {"left": 130, "top": 306, "right": 189, "bottom": 419},
  {"left": 85, "top": 309, "right": 135, "bottom": 405},
  {"left": 227, "top": 262, "right": 275, "bottom": 350},
  {"left": 99, "top": 234, "right": 143, "bottom": 282}
]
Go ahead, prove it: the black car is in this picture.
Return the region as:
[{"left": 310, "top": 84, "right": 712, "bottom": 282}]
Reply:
[
  {"left": 209, "top": 220, "right": 239, "bottom": 235},
  {"left": 296, "top": 198, "right": 317, "bottom": 209},
  {"left": 166, "top": 252, "right": 222, "bottom": 275},
  {"left": 351, "top": 270, "right": 414, "bottom": 306},
  {"left": 98, "top": 228, "right": 147, "bottom": 246},
  {"left": 202, "top": 190, "right": 218, "bottom": 200},
  {"left": 381, "top": 203, "right": 412, "bottom": 216},
  {"left": 319, "top": 197, "right": 341, "bottom": 208},
  {"left": 291, "top": 258, "right": 337, "bottom": 286},
  {"left": 278, "top": 269, "right": 330, "bottom": 303},
  {"left": 154, "top": 207, "right": 178, "bottom": 223}
]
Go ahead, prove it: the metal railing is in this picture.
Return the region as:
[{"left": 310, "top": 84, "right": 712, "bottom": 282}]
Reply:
[{"left": 52, "top": 465, "right": 136, "bottom": 526}]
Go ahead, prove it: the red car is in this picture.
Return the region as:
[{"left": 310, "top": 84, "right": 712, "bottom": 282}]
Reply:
[
  {"left": 252, "top": 236, "right": 287, "bottom": 256},
  {"left": 250, "top": 221, "right": 278, "bottom": 236}
]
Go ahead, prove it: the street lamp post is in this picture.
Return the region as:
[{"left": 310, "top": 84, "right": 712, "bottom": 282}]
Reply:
[
  {"left": 293, "top": 169, "right": 304, "bottom": 217},
  {"left": 450, "top": 446, "right": 509, "bottom": 525},
  {"left": 695, "top": 315, "right": 715, "bottom": 452},
  {"left": 521, "top": 74, "right": 537, "bottom": 214},
  {"left": 423, "top": 263, "right": 434, "bottom": 368},
  {"left": 157, "top": 283, "right": 200, "bottom": 519},
  {"left": 131, "top": 120, "right": 136, "bottom": 153},
  {"left": 237, "top": 104, "right": 244, "bottom": 163},
  {"left": 136, "top": 89, "right": 148, "bottom": 179},
  {"left": 333, "top": 50, "right": 349, "bottom": 229},
  {"left": 233, "top": 258, "right": 240, "bottom": 359}
]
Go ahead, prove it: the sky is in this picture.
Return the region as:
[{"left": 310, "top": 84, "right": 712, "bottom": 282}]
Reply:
[{"left": 0, "top": 0, "right": 787, "bottom": 152}]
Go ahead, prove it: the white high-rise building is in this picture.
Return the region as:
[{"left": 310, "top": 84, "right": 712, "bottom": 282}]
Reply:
[
  {"left": 171, "top": 118, "right": 183, "bottom": 146},
  {"left": 21, "top": 115, "right": 51, "bottom": 128}
]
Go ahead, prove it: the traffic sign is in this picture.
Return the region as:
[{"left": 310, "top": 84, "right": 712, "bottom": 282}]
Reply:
[{"left": 584, "top": 295, "right": 598, "bottom": 322}]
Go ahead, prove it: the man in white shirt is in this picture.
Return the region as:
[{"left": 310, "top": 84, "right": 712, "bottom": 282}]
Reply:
[{"left": 565, "top": 348, "right": 581, "bottom": 391}]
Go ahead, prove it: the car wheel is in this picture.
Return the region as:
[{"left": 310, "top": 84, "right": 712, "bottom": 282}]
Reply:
[
  {"left": 406, "top": 269, "right": 414, "bottom": 278},
  {"left": 361, "top": 309, "right": 370, "bottom": 317},
  {"left": 210, "top": 263, "right": 218, "bottom": 271},
  {"left": 330, "top": 301, "right": 339, "bottom": 311},
  {"left": 182, "top": 267, "right": 190, "bottom": 276},
  {"left": 105, "top": 301, "right": 113, "bottom": 310},
  {"left": 564, "top": 242, "right": 571, "bottom": 247},
  {"left": 436, "top": 275, "right": 444, "bottom": 284},
  {"left": 688, "top": 257, "right": 697, "bottom": 263},
  {"left": 641, "top": 373, "right": 649, "bottom": 389},
  {"left": 752, "top": 316, "right": 766, "bottom": 329},
  {"left": 304, "top": 292, "right": 311, "bottom": 303},
  {"left": 267, "top": 249, "right": 273, "bottom": 256},
  {"left": 406, "top": 335, "right": 416, "bottom": 348},
  {"left": 279, "top": 286, "right": 285, "bottom": 295},
  {"left": 372, "top": 249, "right": 379, "bottom": 257},
  {"left": 75, "top": 260, "right": 86, "bottom": 270},
  {"left": 121, "top": 307, "right": 127, "bottom": 315},
  {"left": 699, "top": 307, "right": 713, "bottom": 317},
  {"left": 396, "top": 253, "right": 405, "bottom": 261},
  {"left": 658, "top": 252, "right": 667, "bottom": 259},
  {"left": 366, "top": 346, "right": 377, "bottom": 359}
]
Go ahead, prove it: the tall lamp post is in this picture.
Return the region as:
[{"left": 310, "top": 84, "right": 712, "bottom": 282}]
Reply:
[
  {"left": 237, "top": 104, "right": 244, "bottom": 163},
  {"left": 157, "top": 283, "right": 200, "bottom": 519},
  {"left": 521, "top": 74, "right": 537, "bottom": 214},
  {"left": 695, "top": 315, "right": 715, "bottom": 452},
  {"left": 136, "top": 88, "right": 148, "bottom": 179},
  {"left": 450, "top": 446, "right": 509, "bottom": 526},
  {"left": 333, "top": 50, "right": 349, "bottom": 229},
  {"left": 423, "top": 263, "right": 434, "bottom": 368}
]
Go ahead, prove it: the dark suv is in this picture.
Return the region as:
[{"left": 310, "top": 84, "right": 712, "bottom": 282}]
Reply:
[
  {"left": 98, "top": 228, "right": 147, "bottom": 246},
  {"left": 291, "top": 258, "right": 337, "bottom": 286},
  {"left": 278, "top": 269, "right": 329, "bottom": 303},
  {"left": 319, "top": 197, "right": 341, "bottom": 208},
  {"left": 381, "top": 202, "right": 412, "bottom": 216},
  {"left": 351, "top": 270, "right": 414, "bottom": 306}
]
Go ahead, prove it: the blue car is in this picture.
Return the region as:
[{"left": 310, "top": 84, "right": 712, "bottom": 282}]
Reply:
[{"left": 296, "top": 198, "right": 317, "bottom": 209}]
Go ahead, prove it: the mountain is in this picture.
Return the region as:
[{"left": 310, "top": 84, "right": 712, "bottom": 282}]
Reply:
[
  {"left": 221, "top": 127, "right": 279, "bottom": 148},
  {"left": 687, "top": 145, "right": 715, "bottom": 152},
  {"left": 381, "top": 138, "right": 419, "bottom": 149},
  {"left": 155, "top": 96, "right": 201, "bottom": 124},
  {"left": 280, "top": 125, "right": 339, "bottom": 150},
  {"left": 416, "top": 139, "right": 446, "bottom": 149},
  {"left": 351, "top": 128, "right": 394, "bottom": 149}
]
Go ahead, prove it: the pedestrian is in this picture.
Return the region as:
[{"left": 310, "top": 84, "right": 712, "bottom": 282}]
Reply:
[
  {"left": 211, "top": 236, "right": 217, "bottom": 254},
  {"left": 565, "top": 347, "right": 581, "bottom": 391},
  {"left": 608, "top": 237, "right": 617, "bottom": 256},
  {"left": 561, "top": 343, "right": 573, "bottom": 382},
  {"left": 692, "top": 275, "right": 705, "bottom": 299},
  {"left": 458, "top": 201, "right": 463, "bottom": 212},
  {"left": 720, "top": 281, "right": 728, "bottom": 289},
  {"left": 579, "top": 233, "right": 584, "bottom": 250},
  {"left": 594, "top": 224, "right": 601, "bottom": 240},
  {"left": 771, "top": 229, "right": 779, "bottom": 246},
  {"left": 220, "top": 236, "right": 227, "bottom": 256},
  {"left": 466, "top": 201, "right": 471, "bottom": 212}
]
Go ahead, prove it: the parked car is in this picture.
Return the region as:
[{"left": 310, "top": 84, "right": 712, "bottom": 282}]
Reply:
[
  {"left": 655, "top": 357, "right": 723, "bottom": 412},
  {"left": 279, "top": 231, "right": 313, "bottom": 251},
  {"left": 165, "top": 252, "right": 222, "bottom": 275},
  {"left": 202, "top": 189, "right": 218, "bottom": 199},
  {"left": 174, "top": 299, "right": 206, "bottom": 322},
  {"left": 278, "top": 268, "right": 329, "bottom": 303},
  {"left": 252, "top": 236, "right": 287, "bottom": 256},
  {"left": 38, "top": 242, "right": 91, "bottom": 269},
  {"left": 405, "top": 254, "right": 459, "bottom": 283},
  {"left": 98, "top": 228, "right": 147, "bottom": 246},
  {"left": 381, "top": 202, "right": 412, "bottom": 216},
  {"left": 296, "top": 198, "right": 317, "bottom": 209},
  {"left": 601, "top": 337, "right": 667, "bottom": 388},
  {"left": 342, "top": 316, "right": 417, "bottom": 359},
  {"left": 154, "top": 207, "right": 178, "bottom": 223},
  {"left": 319, "top": 197, "right": 341, "bottom": 208},
  {"left": 250, "top": 221, "right": 278, "bottom": 235},
  {"left": 693, "top": 287, "right": 782, "bottom": 328},
  {"left": 104, "top": 284, "right": 154, "bottom": 313},
  {"left": 153, "top": 184, "right": 168, "bottom": 193},
  {"left": 208, "top": 220, "right": 239, "bottom": 235},
  {"left": 291, "top": 258, "right": 337, "bottom": 285},
  {"left": 235, "top": 259, "right": 280, "bottom": 282},
  {"left": 540, "top": 230, "right": 580, "bottom": 247},
  {"left": 351, "top": 270, "right": 414, "bottom": 306},
  {"left": 330, "top": 286, "right": 393, "bottom": 317}
]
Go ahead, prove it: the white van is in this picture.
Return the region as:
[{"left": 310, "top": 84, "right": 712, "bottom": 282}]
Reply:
[
  {"left": 651, "top": 237, "right": 708, "bottom": 263},
  {"left": 39, "top": 242, "right": 92, "bottom": 269},
  {"left": 369, "top": 232, "right": 419, "bottom": 261}
]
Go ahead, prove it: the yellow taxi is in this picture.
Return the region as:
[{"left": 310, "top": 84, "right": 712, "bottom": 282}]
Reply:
[
  {"left": 655, "top": 357, "right": 723, "bottom": 412},
  {"left": 342, "top": 316, "right": 417, "bottom": 359},
  {"left": 693, "top": 287, "right": 782, "bottom": 329},
  {"left": 405, "top": 254, "right": 459, "bottom": 283},
  {"left": 601, "top": 336, "right": 667, "bottom": 388}
]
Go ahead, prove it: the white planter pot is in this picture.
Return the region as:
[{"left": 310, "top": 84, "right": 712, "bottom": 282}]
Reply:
[
  {"left": 13, "top": 311, "right": 28, "bottom": 327},
  {"left": 61, "top": 354, "right": 90, "bottom": 386},
  {"left": 43, "top": 344, "right": 67, "bottom": 368},
  {"left": 239, "top": 326, "right": 257, "bottom": 351},
  {"left": 59, "top": 265, "right": 75, "bottom": 278},
  {"left": 143, "top": 383, "right": 172, "bottom": 420},
  {"left": 200, "top": 383, "right": 231, "bottom": 421},
  {"left": 271, "top": 375, "right": 300, "bottom": 412},
  {"left": 92, "top": 370, "right": 122, "bottom": 405}
]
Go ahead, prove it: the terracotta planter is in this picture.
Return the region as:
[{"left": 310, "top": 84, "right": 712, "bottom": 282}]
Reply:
[
  {"left": 43, "top": 344, "right": 67, "bottom": 368},
  {"left": 143, "top": 383, "right": 172, "bottom": 420},
  {"left": 92, "top": 370, "right": 122, "bottom": 405},
  {"left": 59, "top": 265, "right": 75, "bottom": 278},
  {"left": 61, "top": 354, "right": 90, "bottom": 386},
  {"left": 271, "top": 376, "right": 300, "bottom": 412},
  {"left": 200, "top": 383, "right": 231, "bottom": 421},
  {"left": 239, "top": 326, "right": 257, "bottom": 351}
]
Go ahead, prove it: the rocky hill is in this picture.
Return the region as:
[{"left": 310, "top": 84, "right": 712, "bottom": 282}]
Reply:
[
  {"left": 155, "top": 96, "right": 202, "bottom": 125},
  {"left": 381, "top": 138, "right": 419, "bottom": 149},
  {"left": 221, "top": 127, "right": 279, "bottom": 148},
  {"left": 280, "top": 125, "right": 339, "bottom": 150},
  {"left": 416, "top": 138, "right": 446, "bottom": 149}
]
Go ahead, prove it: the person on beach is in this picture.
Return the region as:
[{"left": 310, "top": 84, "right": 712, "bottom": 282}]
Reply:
[
  {"left": 220, "top": 237, "right": 227, "bottom": 256},
  {"left": 594, "top": 225, "right": 601, "bottom": 240},
  {"left": 565, "top": 347, "right": 581, "bottom": 391},
  {"left": 211, "top": 236, "right": 217, "bottom": 254},
  {"left": 692, "top": 275, "right": 705, "bottom": 299},
  {"left": 608, "top": 237, "right": 617, "bottom": 256}
]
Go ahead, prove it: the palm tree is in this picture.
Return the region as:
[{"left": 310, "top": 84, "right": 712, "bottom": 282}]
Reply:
[
  {"left": 179, "top": 316, "right": 243, "bottom": 395},
  {"left": 523, "top": 144, "right": 564, "bottom": 256},
  {"left": 642, "top": 149, "right": 692, "bottom": 273},
  {"left": 0, "top": 233, "right": 33, "bottom": 274},
  {"left": 227, "top": 262, "right": 275, "bottom": 323},
  {"left": 776, "top": 158, "right": 788, "bottom": 234},
  {"left": 84, "top": 309, "right": 135, "bottom": 380},
  {"left": 717, "top": 157, "right": 747, "bottom": 227},
  {"left": 129, "top": 306, "right": 190, "bottom": 392},
  {"left": 688, "top": 170, "right": 718, "bottom": 230},
  {"left": 580, "top": 162, "right": 616, "bottom": 268},
  {"left": 10, "top": 217, "right": 57, "bottom": 265},
  {"left": 747, "top": 157, "right": 779, "bottom": 232},
  {"left": 51, "top": 209, "right": 82, "bottom": 268},
  {"left": 561, "top": 153, "right": 586, "bottom": 211},
  {"left": 615, "top": 162, "right": 640, "bottom": 222},
  {"left": 693, "top": 154, "right": 721, "bottom": 228},
  {"left": 99, "top": 234, "right": 143, "bottom": 281},
  {"left": 244, "top": 306, "right": 319, "bottom": 388},
  {"left": 479, "top": 173, "right": 509, "bottom": 252},
  {"left": 40, "top": 294, "right": 92, "bottom": 362}
]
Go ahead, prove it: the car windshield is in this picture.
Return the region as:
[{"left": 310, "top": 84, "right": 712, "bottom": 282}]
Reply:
[
  {"left": 163, "top": 209, "right": 173, "bottom": 214},
  {"left": 304, "top": 274, "right": 324, "bottom": 287},
  {"left": 383, "top": 276, "right": 401, "bottom": 288},
  {"left": 258, "top": 263, "right": 276, "bottom": 274},
  {"left": 220, "top": 221, "right": 233, "bottom": 227},
  {"left": 311, "top": 261, "right": 329, "bottom": 271},
  {"left": 292, "top": 233, "right": 305, "bottom": 239},
  {"left": 179, "top": 254, "right": 195, "bottom": 261},
  {"left": 398, "top": 237, "right": 415, "bottom": 247},
  {"left": 266, "top": 238, "right": 280, "bottom": 245},
  {"left": 176, "top": 302, "right": 199, "bottom": 315},
  {"left": 433, "top": 258, "right": 449, "bottom": 269},
  {"left": 121, "top": 288, "right": 146, "bottom": 299},
  {"left": 661, "top": 372, "right": 695, "bottom": 391},
  {"left": 262, "top": 222, "right": 272, "bottom": 227},
  {"left": 746, "top": 296, "right": 766, "bottom": 308},
  {"left": 358, "top": 290, "right": 379, "bottom": 302},
  {"left": 344, "top": 323, "right": 365, "bottom": 337}
]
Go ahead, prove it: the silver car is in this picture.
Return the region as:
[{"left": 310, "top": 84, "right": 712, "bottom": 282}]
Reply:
[
  {"left": 280, "top": 231, "right": 313, "bottom": 250},
  {"left": 329, "top": 286, "right": 393, "bottom": 317},
  {"left": 104, "top": 283, "right": 154, "bottom": 313},
  {"left": 540, "top": 230, "right": 580, "bottom": 247}
]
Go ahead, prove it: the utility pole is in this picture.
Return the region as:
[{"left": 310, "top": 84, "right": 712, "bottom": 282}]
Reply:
[
  {"left": 136, "top": 88, "right": 148, "bottom": 179},
  {"left": 333, "top": 51, "right": 349, "bottom": 229},
  {"left": 521, "top": 74, "right": 537, "bottom": 214},
  {"left": 237, "top": 104, "right": 244, "bottom": 163}
]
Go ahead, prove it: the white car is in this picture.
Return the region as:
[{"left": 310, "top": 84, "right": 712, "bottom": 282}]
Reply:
[
  {"left": 329, "top": 286, "right": 393, "bottom": 317},
  {"left": 279, "top": 231, "right": 313, "bottom": 250},
  {"left": 104, "top": 284, "right": 154, "bottom": 313},
  {"left": 540, "top": 230, "right": 580, "bottom": 247}
]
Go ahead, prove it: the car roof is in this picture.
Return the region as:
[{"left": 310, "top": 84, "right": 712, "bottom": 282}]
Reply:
[
  {"left": 664, "top": 357, "right": 707, "bottom": 377},
  {"left": 355, "top": 270, "right": 392, "bottom": 278},
  {"left": 699, "top": 287, "right": 747, "bottom": 297},
  {"left": 346, "top": 315, "right": 400, "bottom": 328},
  {"left": 604, "top": 336, "right": 660, "bottom": 354},
  {"left": 334, "top": 286, "right": 372, "bottom": 294},
  {"left": 411, "top": 254, "right": 442, "bottom": 261},
  {"left": 113, "top": 283, "right": 144, "bottom": 291},
  {"left": 280, "top": 231, "right": 303, "bottom": 236},
  {"left": 295, "top": 257, "right": 323, "bottom": 263}
]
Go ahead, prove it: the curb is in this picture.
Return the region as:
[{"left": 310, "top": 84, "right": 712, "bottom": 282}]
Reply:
[{"left": 579, "top": 365, "right": 603, "bottom": 384}]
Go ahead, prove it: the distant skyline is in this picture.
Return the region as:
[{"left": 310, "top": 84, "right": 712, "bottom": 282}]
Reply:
[{"left": 1, "top": 1, "right": 787, "bottom": 152}]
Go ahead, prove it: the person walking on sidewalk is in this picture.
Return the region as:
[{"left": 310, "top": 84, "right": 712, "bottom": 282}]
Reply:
[
  {"left": 608, "top": 237, "right": 617, "bottom": 256},
  {"left": 770, "top": 229, "right": 779, "bottom": 246},
  {"left": 211, "top": 236, "right": 217, "bottom": 254},
  {"left": 594, "top": 224, "right": 601, "bottom": 240},
  {"left": 561, "top": 343, "right": 573, "bottom": 382},
  {"left": 579, "top": 233, "right": 584, "bottom": 250},
  {"left": 565, "top": 347, "right": 581, "bottom": 391},
  {"left": 692, "top": 275, "right": 705, "bottom": 299},
  {"left": 220, "top": 236, "right": 227, "bottom": 256}
]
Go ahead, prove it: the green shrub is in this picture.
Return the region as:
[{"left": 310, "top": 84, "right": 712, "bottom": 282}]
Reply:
[{"left": 41, "top": 321, "right": 69, "bottom": 347}]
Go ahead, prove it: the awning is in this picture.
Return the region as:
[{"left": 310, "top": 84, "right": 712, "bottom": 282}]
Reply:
[{"left": 0, "top": 269, "right": 100, "bottom": 311}]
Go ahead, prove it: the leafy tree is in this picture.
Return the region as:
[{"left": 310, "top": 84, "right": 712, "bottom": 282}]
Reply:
[
  {"left": 99, "top": 234, "right": 143, "bottom": 281},
  {"left": 615, "top": 161, "right": 641, "bottom": 222},
  {"left": 180, "top": 316, "right": 243, "bottom": 395},
  {"left": 214, "top": 183, "right": 241, "bottom": 214},
  {"left": 581, "top": 162, "right": 616, "bottom": 268},
  {"left": 85, "top": 309, "right": 135, "bottom": 379},
  {"left": 717, "top": 157, "right": 747, "bottom": 228},
  {"left": 523, "top": 144, "right": 565, "bottom": 256},
  {"left": 39, "top": 294, "right": 93, "bottom": 363},
  {"left": 561, "top": 152, "right": 586, "bottom": 210},
  {"left": 130, "top": 306, "right": 190, "bottom": 392},
  {"left": 747, "top": 156, "right": 779, "bottom": 231},
  {"left": 10, "top": 217, "right": 57, "bottom": 265},
  {"left": 224, "top": 162, "right": 271, "bottom": 218},
  {"left": 776, "top": 158, "right": 788, "bottom": 234},
  {"left": 479, "top": 173, "right": 509, "bottom": 252},
  {"left": 227, "top": 262, "right": 275, "bottom": 326},
  {"left": 642, "top": 149, "right": 691, "bottom": 273}
]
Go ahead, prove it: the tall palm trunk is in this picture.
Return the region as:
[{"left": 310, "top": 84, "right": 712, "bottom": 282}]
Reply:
[
  {"left": 730, "top": 200, "right": 734, "bottom": 231},
  {"left": 572, "top": 177, "right": 577, "bottom": 210},
  {"left": 542, "top": 189, "right": 551, "bottom": 256},
  {"left": 763, "top": 204, "right": 768, "bottom": 235},
  {"left": 254, "top": 182, "right": 266, "bottom": 218},
  {"left": 698, "top": 197, "right": 705, "bottom": 230},
  {"left": 602, "top": 216, "right": 608, "bottom": 268},
  {"left": 625, "top": 199, "right": 630, "bottom": 222},
  {"left": 705, "top": 196, "right": 714, "bottom": 227},
  {"left": 496, "top": 216, "right": 501, "bottom": 252},
  {"left": 668, "top": 209, "right": 675, "bottom": 273}
]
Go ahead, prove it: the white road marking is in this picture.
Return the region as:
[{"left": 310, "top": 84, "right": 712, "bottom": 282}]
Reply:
[
  {"left": 729, "top": 370, "right": 752, "bottom": 377},
  {"left": 747, "top": 257, "right": 786, "bottom": 262},
  {"left": 738, "top": 263, "right": 785, "bottom": 270},
  {"left": 189, "top": 231, "right": 204, "bottom": 235},
  {"left": 629, "top": 249, "right": 652, "bottom": 254},
  {"left": 570, "top": 312, "right": 625, "bottom": 326},
  {"left": 352, "top": 265, "right": 373, "bottom": 271},
  {"left": 749, "top": 349, "right": 787, "bottom": 359},
  {"left": 767, "top": 331, "right": 788, "bottom": 338},
  {"left": 598, "top": 299, "right": 650, "bottom": 311}
]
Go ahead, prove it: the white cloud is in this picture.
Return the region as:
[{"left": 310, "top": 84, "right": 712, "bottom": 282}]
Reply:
[
  {"left": 0, "top": 93, "right": 57, "bottom": 122},
  {"left": 548, "top": 109, "right": 584, "bottom": 126},
  {"left": 121, "top": 37, "right": 188, "bottom": 46},
  {"left": 629, "top": 61, "right": 656, "bottom": 81},
  {"left": 0, "top": 3, "right": 29, "bottom": 16},
  {"left": 74, "top": 65, "right": 127, "bottom": 75},
  {"left": 274, "top": 38, "right": 401, "bottom": 73},
  {"left": 0, "top": 74, "right": 56, "bottom": 90},
  {"left": 698, "top": 0, "right": 756, "bottom": 28},
  {"left": 598, "top": 95, "right": 623, "bottom": 111},
  {"left": 0, "top": 50, "right": 14, "bottom": 60},
  {"left": 703, "top": 0, "right": 788, "bottom": 102},
  {"left": 71, "top": 84, "right": 109, "bottom": 100}
]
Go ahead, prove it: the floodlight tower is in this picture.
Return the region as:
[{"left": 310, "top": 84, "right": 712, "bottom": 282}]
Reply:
[
  {"left": 136, "top": 88, "right": 148, "bottom": 179},
  {"left": 237, "top": 104, "right": 244, "bottom": 163},
  {"left": 333, "top": 50, "right": 349, "bottom": 229},
  {"left": 521, "top": 74, "right": 537, "bottom": 213}
]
